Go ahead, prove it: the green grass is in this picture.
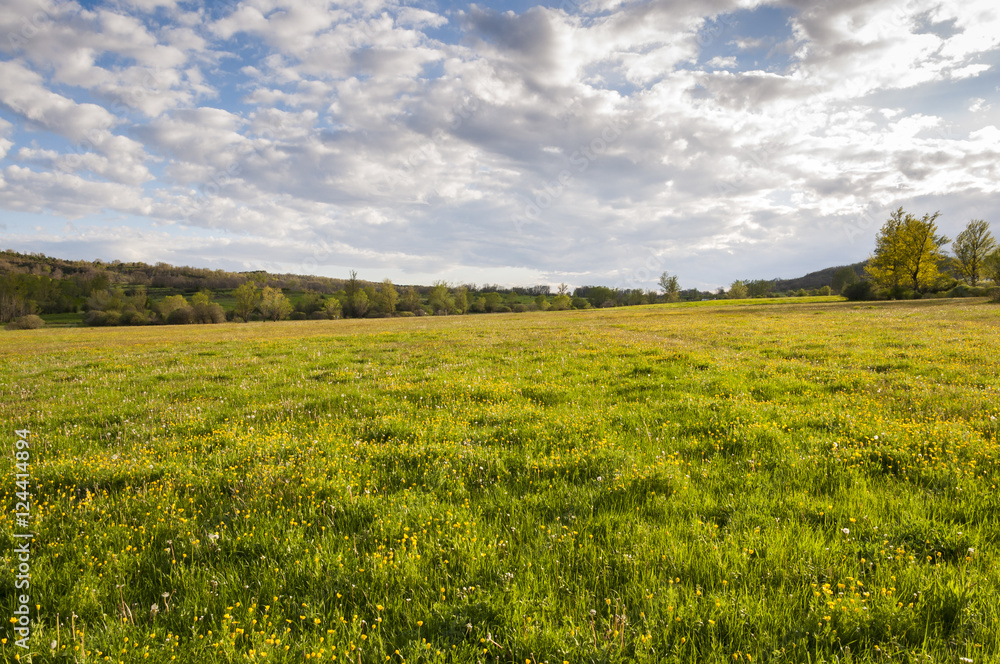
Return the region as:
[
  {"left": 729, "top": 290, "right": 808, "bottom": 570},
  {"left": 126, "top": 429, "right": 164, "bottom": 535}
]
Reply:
[
  {"left": 37, "top": 312, "right": 84, "bottom": 327},
  {"left": 2, "top": 298, "right": 999, "bottom": 663}
]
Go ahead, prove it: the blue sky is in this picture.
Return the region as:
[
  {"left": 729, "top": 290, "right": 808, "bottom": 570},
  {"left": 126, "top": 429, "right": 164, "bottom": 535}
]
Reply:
[{"left": 1, "top": 0, "right": 999, "bottom": 289}]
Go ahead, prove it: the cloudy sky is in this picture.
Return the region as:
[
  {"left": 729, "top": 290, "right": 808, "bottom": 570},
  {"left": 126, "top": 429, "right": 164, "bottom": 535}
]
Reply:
[{"left": 1, "top": 0, "right": 998, "bottom": 289}]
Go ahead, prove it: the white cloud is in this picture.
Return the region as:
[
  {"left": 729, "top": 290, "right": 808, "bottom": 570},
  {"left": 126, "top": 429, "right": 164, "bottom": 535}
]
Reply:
[
  {"left": 0, "top": 60, "right": 117, "bottom": 141},
  {"left": 1, "top": 0, "right": 999, "bottom": 288}
]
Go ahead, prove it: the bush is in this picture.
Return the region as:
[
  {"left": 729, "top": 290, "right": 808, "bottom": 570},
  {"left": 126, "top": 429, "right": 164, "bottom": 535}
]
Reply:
[
  {"left": 120, "top": 310, "right": 148, "bottom": 325},
  {"left": 396, "top": 311, "right": 416, "bottom": 317},
  {"left": 889, "top": 285, "right": 916, "bottom": 300},
  {"left": 945, "top": 284, "right": 990, "bottom": 298},
  {"left": 309, "top": 312, "right": 329, "bottom": 320},
  {"left": 193, "top": 303, "right": 226, "bottom": 324},
  {"left": 512, "top": 303, "right": 528, "bottom": 313},
  {"left": 843, "top": 281, "right": 875, "bottom": 301},
  {"left": 5, "top": 315, "right": 45, "bottom": 330},
  {"left": 167, "top": 306, "right": 194, "bottom": 325},
  {"left": 84, "top": 310, "right": 122, "bottom": 326},
  {"left": 289, "top": 311, "right": 307, "bottom": 320},
  {"left": 990, "top": 288, "right": 1000, "bottom": 303}
]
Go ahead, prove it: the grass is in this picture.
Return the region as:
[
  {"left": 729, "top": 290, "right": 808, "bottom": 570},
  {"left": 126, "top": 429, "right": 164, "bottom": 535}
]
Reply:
[{"left": 1, "top": 298, "right": 999, "bottom": 663}]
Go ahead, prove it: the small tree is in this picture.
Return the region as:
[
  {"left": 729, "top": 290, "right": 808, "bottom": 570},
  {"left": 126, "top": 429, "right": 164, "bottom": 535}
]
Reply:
[
  {"left": 323, "top": 297, "right": 342, "bottom": 319},
  {"left": 453, "top": 286, "right": 469, "bottom": 314},
  {"left": 375, "top": 280, "right": 399, "bottom": 315},
  {"left": 746, "top": 279, "right": 773, "bottom": 298},
  {"left": 658, "top": 272, "right": 680, "bottom": 302},
  {"left": 867, "top": 208, "right": 949, "bottom": 293},
  {"left": 399, "top": 286, "right": 421, "bottom": 312},
  {"left": 831, "top": 267, "right": 859, "bottom": 294},
  {"left": 953, "top": 219, "right": 996, "bottom": 286},
  {"left": 728, "top": 280, "right": 748, "bottom": 299},
  {"left": 156, "top": 294, "right": 189, "bottom": 321},
  {"left": 233, "top": 282, "right": 261, "bottom": 322},
  {"left": 550, "top": 294, "right": 572, "bottom": 310},
  {"left": 259, "top": 287, "right": 293, "bottom": 321},
  {"left": 191, "top": 290, "right": 226, "bottom": 323},
  {"left": 428, "top": 282, "right": 454, "bottom": 314}
]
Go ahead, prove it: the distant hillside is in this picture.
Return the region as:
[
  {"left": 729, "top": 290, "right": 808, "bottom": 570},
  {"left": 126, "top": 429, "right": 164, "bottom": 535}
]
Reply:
[{"left": 771, "top": 262, "right": 866, "bottom": 292}]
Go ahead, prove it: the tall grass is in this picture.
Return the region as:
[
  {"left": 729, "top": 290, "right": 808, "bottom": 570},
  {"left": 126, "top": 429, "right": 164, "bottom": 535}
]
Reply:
[{"left": 1, "top": 298, "right": 998, "bottom": 662}]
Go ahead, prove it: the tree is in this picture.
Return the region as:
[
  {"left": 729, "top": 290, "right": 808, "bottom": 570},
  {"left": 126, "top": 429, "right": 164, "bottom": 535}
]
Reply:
[
  {"left": 867, "top": 208, "right": 949, "bottom": 293},
  {"left": 258, "top": 287, "right": 293, "bottom": 321},
  {"left": 453, "top": 286, "right": 469, "bottom": 314},
  {"left": 985, "top": 249, "right": 1000, "bottom": 285},
  {"left": 156, "top": 294, "right": 188, "bottom": 321},
  {"left": 658, "top": 272, "right": 680, "bottom": 302},
  {"left": 233, "top": 282, "right": 261, "bottom": 322},
  {"left": 375, "top": 279, "right": 399, "bottom": 315},
  {"left": 746, "top": 279, "right": 773, "bottom": 298},
  {"left": 399, "top": 286, "right": 421, "bottom": 312},
  {"left": 557, "top": 283, "right": 569, "bottom": 295},
  {"left": 191, "top": 290, "right": 226, "bottom": 323},
  {"left": 428, "top": 282, "right": 454, "bottom": 314},
  {"left": 323, "top": 297, "right": 342, "bottom": 319},
  {"left": 550, "top": 294, "right": 572, "bottom": 310},
  {"left": 483, "top": 292, "right": 503, "bottom": 312},
  {"left": 831, "top": 267, "right": 859, "bottom": 294},
  {"left": 348, "top": 288, "right": 369, "bottom": 318},
  {"left": 953, "top": 219, "right": 996, "bottom": 286},
  {"left": 728, "top": 280, "right": 748, "bottom": 299}
]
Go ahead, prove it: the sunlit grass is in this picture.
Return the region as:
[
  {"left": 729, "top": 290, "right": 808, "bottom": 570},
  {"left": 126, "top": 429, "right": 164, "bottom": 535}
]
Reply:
[{"left": 2, "top": 298, "right": 999, "bottom": 662}]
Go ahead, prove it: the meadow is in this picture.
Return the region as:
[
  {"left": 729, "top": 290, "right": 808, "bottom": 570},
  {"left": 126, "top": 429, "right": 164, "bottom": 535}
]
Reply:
[{"left": 1, "top": 297, "right": 999, "bottom": 663}]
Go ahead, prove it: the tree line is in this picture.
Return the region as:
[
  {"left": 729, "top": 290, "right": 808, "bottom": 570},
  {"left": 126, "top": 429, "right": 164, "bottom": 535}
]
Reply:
[{"left": 4, "top": 212, "right": 997, "bottom": 329}]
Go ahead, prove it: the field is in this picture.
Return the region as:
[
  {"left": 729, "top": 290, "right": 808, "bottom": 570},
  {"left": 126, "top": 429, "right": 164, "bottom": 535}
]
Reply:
[{"left": 2, "top": 298, "right": 999, "bottom": 663}]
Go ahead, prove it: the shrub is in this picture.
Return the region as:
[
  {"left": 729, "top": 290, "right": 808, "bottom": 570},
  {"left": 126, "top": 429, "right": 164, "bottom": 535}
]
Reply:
[
  {"left": 512, "top": 303, "right": 528, "bottom": 313},
  {"left": 167, "top": 306, "right": 194, "bottom": 325},
  {"left": 945, "top": 284, "right": 989, "bottom": 298},
  {"left": 843, "top": 281, "right": 875, "bottom": 301},
  {"left": 888, "top": 285, "right": 916, "bottom": 300},
  {"left": 84, "top": 310, "right": 121, "bottom": 326},
  {"left": 5, "top": 315, "right": 45, "bottom": 330},
  {"left": 120, "top": 310, "right": 149, "bottom": 325},
  {"left": 309, "top": 312, "right": 329, "bottom": 320},
  {"left": 289, "top": 311, "right": 307, "bottom": 320}
]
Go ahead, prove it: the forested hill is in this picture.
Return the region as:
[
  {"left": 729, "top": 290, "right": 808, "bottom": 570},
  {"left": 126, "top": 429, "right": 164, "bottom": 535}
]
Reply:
[
  {"left": 771, "top": 262, "right": 866, "bottom": 292},
  {"left": 1, "top": 249, "right": 860, "bottom": 295},
  {"left": 0, "top": 250, "right": 349, "bottom": 292}
]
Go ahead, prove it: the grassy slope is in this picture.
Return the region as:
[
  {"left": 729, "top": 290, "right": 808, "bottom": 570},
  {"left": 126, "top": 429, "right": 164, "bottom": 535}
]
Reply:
[{"left": 1, "top": 298, "right": 999, "bottom": 663}]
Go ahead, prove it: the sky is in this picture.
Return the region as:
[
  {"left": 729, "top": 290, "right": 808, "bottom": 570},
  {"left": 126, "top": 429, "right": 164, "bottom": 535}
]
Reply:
[{"left": 0, "top": 0, "right": 998, "bottom": 290}]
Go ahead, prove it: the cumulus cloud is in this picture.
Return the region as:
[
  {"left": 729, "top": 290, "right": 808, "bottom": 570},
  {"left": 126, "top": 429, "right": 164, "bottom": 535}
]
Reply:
[{"left": 1, "top": 0, "right": 999, "bottom": 288}]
